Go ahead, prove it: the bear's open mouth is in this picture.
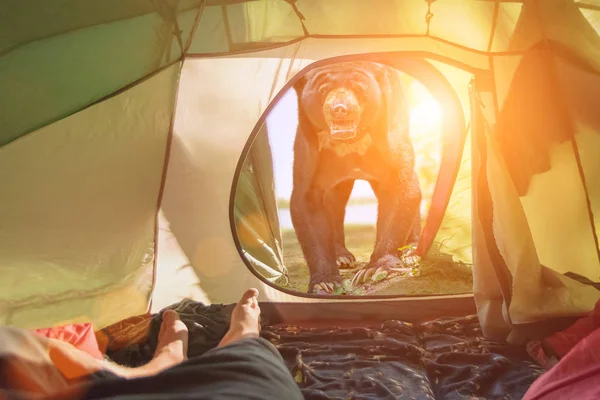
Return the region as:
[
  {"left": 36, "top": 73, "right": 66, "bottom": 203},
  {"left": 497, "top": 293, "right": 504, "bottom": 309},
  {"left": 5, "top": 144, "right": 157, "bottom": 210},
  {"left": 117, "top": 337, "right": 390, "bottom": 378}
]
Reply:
[{"left": 329, "top": 120, "right": 358, "bottom": 140}]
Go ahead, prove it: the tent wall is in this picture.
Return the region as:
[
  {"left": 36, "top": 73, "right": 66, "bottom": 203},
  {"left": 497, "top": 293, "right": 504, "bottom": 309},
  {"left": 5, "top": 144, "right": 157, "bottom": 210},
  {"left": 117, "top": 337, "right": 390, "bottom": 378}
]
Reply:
[
  {"left": 0, "top": 1, "right": 201, "bottom": 329},
  {"left": 0, "top": 1, "right": 201, "bottom": 147},
  {"left": 0, "top": 64, "right": 179, "bottom": 329},
  {"left": 471, "top": 1, "right": 600, "bottom": 342}
]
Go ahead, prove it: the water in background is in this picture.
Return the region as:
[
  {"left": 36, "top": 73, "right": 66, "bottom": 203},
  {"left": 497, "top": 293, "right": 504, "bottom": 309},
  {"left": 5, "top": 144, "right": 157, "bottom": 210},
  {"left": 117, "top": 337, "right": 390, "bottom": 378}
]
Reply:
[{"left": 278, "top": 203, "right": 378, "bottom": 230}]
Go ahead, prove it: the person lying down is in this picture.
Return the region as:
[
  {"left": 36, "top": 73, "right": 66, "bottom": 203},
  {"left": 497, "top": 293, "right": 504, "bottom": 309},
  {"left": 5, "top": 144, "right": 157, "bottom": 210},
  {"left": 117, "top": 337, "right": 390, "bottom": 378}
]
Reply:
[{"left": 0, "top": 289, "right": 303, "bottom": 400}]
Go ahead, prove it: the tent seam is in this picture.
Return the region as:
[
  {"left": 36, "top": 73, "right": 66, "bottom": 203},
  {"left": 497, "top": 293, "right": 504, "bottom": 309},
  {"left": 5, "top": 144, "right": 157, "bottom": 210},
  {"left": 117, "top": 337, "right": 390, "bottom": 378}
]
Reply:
[
  {"left": 221, "top": 5, "right": 234, "bottom": 52},
  {"left": 184, "top": 0, "right": 206, "bottom": 53},
  {"left": 147, "top": 61, "right": 184, "bottom": 313},
  {"left": 487, "top": 0, "right": 500, "bottom": 52},
  {"left": 185, "top": 34, "right": 536, "bottom": 59},
  {"left": 284, "top": 0, "right": 309, "bottom": 36}
]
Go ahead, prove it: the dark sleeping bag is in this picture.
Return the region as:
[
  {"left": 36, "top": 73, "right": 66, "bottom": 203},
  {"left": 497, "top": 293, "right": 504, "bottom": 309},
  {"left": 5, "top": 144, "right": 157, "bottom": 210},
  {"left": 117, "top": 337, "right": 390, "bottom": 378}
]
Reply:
[
  {"left": 88, "top": 300, "right": 545, "bottom": 400},
  {"left": 106, "top": 300, "right": 238, "bottom": 368}
]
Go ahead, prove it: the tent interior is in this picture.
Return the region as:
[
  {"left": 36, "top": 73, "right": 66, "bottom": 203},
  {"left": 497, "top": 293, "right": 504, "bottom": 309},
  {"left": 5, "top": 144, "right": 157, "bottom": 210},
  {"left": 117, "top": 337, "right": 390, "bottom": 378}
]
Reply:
[{"left": 2, "top": 0, "right": 600, "bottom": 398}]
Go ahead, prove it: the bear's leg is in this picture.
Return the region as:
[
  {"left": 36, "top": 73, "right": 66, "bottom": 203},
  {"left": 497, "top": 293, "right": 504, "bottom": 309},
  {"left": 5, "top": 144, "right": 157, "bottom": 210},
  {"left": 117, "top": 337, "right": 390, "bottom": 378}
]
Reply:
[
  {"left": 290, "top": 124, "right": 344, "bottom": 294},
  {"left": 352, "top": 171, "right": 421, "bottom": 285},
  {"left": 325, "top": 180, "right": 356, "bottom": 269},
  {"left": 291, "top": 188, "right": 342, "bottom": 293}
]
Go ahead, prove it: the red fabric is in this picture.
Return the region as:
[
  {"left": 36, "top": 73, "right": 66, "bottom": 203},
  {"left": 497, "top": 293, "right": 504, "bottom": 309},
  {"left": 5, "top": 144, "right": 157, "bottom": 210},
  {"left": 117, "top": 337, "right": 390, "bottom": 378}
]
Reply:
[
  {"left": 526, "top": 341, "right": 558, "bottom": 370},
  {"left": 523, "top": 326, "right": 600, "bottom": 400},
  {"left": 33, "top": 323, "right": 103, "bottom": 360},
  {"left": 541, "top": 300, "right": 600, "bottom": 358}
]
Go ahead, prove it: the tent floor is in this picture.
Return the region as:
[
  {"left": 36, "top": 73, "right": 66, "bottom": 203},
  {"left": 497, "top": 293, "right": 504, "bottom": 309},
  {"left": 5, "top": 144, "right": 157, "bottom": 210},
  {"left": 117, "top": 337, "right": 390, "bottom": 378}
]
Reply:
[{"left": 259, "top": 295, "right": 477, "bottom": 325}]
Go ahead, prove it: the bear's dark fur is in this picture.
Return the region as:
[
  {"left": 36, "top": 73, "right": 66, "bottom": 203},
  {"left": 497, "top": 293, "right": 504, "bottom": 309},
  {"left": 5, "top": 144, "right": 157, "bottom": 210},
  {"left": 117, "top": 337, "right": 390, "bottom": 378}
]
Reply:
[{"left": 290, "top": 61, "right": 422, "bottom": 294}]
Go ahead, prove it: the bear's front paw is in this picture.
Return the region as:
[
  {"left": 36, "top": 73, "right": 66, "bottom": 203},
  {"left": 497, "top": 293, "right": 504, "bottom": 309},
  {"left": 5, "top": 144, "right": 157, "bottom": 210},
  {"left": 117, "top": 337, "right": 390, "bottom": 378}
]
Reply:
[
  {"left": 335, "top": 246, "right": 356, "bottom": 269},
  {"left": 350, "top": 254, "right": 401, "bottom": 286},
  {"left": 309, "top": 271, "right": 342, "bottom": 294}
]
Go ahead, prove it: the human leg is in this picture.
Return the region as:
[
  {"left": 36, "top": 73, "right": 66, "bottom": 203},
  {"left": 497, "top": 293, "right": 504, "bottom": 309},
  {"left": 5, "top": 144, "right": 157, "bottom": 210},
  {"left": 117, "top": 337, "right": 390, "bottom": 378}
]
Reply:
[
  {"left": 53, "top": 289, "right": 303, "bottom": 400},
  {"left": 46, "top": 309, "right": 189, "bottom": 381}
]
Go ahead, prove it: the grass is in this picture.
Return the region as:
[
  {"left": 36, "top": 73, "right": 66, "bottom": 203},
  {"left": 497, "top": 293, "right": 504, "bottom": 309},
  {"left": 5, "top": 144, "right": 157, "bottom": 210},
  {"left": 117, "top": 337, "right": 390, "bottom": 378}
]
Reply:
[{"left": 280, "top": 224, "right": 473, "bottom": 296}]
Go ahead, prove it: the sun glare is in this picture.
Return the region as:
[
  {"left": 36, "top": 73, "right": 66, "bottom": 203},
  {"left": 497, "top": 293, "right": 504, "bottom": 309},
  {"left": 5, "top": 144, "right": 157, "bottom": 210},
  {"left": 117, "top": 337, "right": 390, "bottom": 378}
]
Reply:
[{"left": 409, "top": 84, "right": 441, "bottom": 134}]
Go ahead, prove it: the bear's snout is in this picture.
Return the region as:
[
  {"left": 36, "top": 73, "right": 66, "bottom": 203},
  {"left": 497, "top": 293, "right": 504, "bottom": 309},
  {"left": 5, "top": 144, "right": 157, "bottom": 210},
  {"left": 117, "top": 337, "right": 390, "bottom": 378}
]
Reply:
[
  {"left": 322, "top": 88, "right": 362, "bottom": 141},
  {"left": 332, "top": 104, "right": 349, "bottom": 117},
  {"left": 324, "top": 88, "right": 360, "bottom": 119}
]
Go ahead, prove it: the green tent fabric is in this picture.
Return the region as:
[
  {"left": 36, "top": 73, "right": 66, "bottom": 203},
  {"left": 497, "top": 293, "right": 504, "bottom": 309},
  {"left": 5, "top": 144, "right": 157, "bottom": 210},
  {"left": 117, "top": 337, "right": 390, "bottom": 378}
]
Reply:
[
  {"left": 0, "top": 1, "right": 203, "bottom": 147},
  {"left": 233, "top": 123, "right": 288, "bottom": 285},
  {"left": 1, "top": 0, "right": 600, "bottom": 346}
]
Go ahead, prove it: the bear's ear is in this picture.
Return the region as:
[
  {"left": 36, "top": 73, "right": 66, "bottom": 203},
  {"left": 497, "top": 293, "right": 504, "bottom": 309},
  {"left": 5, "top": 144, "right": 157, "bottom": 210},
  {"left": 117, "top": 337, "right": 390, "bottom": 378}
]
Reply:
[
  {"left": 292, "top": 73, "right": 308, "bottom": 95},
  {"left": 369, "top": 62, "right": 389, "bottom": 87},
  {"left": 378, "top": 65, "right": 410, "bottom": 136}
]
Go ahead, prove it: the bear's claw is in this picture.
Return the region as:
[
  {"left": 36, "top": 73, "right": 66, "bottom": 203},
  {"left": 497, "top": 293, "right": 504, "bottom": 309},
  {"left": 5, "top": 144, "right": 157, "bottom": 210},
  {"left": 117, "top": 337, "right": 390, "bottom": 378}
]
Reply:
[
  {"left": 335, "top": 247, "right": 356, "bottom": 269},
  {"left": 312, "top": 282, "right": 339, "bottom": 294},
  {"left": 350, "top": 254, "right": 402, "bottom": 286},
  {"left": 336, "top": 255, "right": 355, "bottom": 269},
  {"left": 351, "top": 266, "right": 389, "bottom": 286}
]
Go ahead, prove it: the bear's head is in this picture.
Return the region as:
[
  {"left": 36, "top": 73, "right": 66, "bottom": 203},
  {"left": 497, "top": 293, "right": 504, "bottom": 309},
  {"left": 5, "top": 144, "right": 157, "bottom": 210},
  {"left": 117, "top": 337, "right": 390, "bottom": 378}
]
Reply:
[{"left": 293, "top": 61, "right": 388, "bottom": 143}]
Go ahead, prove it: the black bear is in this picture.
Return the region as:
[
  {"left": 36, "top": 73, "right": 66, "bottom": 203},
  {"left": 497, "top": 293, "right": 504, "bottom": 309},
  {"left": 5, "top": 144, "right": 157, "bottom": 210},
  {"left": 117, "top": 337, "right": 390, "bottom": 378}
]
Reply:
[{"left": 290, "top": 60, "right": 422, "bottom": 294}]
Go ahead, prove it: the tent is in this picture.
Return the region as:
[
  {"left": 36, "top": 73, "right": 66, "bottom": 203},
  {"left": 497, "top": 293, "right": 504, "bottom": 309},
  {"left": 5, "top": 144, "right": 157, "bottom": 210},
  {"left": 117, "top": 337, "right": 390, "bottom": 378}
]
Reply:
[{"left": 2, "top": 0, "right": 600, "bottom": 346}]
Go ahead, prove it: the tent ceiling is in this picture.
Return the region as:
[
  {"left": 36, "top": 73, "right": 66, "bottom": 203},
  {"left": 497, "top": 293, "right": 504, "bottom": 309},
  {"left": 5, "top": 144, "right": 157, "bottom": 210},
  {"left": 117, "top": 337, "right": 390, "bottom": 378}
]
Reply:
[{"left": 3, "top": 0, "right": 600, "bottom": 147}]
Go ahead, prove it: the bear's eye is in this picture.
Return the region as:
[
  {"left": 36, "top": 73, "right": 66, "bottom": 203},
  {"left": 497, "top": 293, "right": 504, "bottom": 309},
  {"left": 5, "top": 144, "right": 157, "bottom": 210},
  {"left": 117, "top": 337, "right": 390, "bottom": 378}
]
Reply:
[
  {"left": 352, "top": 84, "right": 366, "bottom": 98},
  {"left": 351, "top": 89, "right": 364, "bottom": 101},
  {"left": 318, "top": 85, "right": 329, "bottom": 96}
]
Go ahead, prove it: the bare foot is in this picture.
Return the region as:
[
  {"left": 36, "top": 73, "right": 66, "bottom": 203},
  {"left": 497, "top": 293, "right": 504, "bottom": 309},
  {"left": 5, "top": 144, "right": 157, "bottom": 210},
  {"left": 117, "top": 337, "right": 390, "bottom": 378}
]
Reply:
[
  {"left": 153, "top": 310, "right": 189, "bottom": 364},
  {"left": 121, "top": 310, "right": 189, "bottom": 378},
  {"left": 218, "top": 288, "right": 261, "bottom": 348}
]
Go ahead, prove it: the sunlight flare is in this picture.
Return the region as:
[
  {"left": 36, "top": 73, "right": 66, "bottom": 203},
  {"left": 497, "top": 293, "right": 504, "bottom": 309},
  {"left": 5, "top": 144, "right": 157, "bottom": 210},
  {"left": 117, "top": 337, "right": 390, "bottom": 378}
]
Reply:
[{"left": 410, "top": 92, "right": 441, "bottom": 133}]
